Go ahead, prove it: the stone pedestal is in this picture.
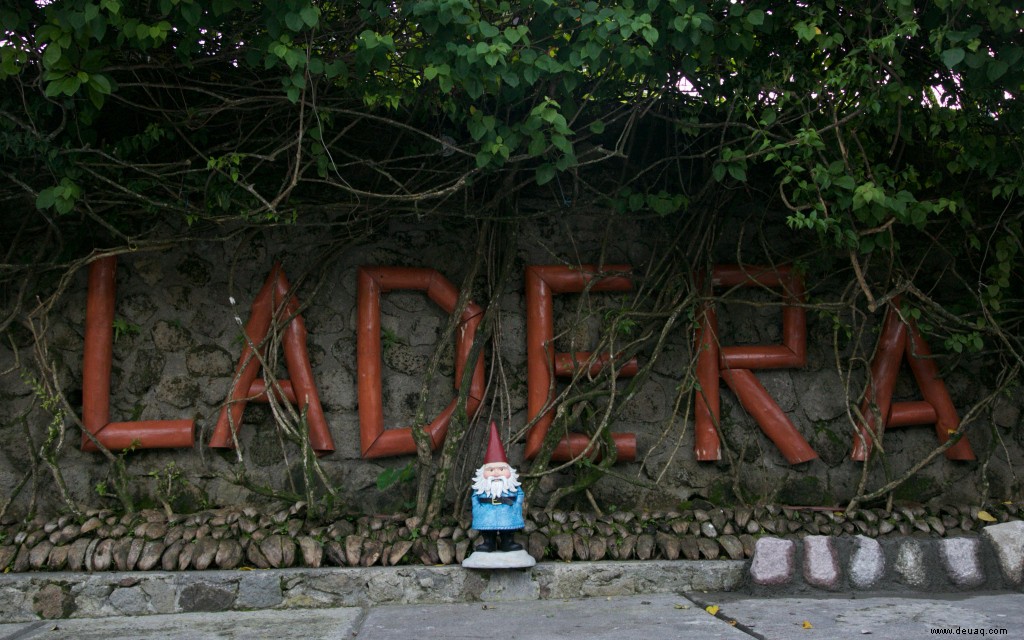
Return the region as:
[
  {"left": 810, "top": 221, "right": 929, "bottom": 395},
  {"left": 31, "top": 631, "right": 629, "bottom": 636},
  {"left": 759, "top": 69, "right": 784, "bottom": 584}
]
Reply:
[{"left": 462, "top": 550, "right": 537, "bottom": 570}]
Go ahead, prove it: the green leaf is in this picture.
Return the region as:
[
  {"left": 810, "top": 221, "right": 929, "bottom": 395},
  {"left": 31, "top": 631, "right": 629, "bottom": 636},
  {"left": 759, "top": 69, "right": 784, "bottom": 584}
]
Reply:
[
  {"left": 61, "top": 76, "right": 82, "bottom": 96},
  {"left": 987, "top": 60, "right": 1008, "bottom": 81},
  {"left": 853, "top": 182, "right": 883, "bottom": 208},
  {"left": 180, "top": 3, "right": 201, "bottom": 25},
  {"left": 528, "top": 133, "right": 546, "bottom": 156},
  {"left": 324, "top": 59, "right": 347, "bottom": 79},
  {"left": 648, "top": 192, "right": 679, "bottom": 215},
  {"left": 536, "top": 163, "right": 556, "bottom": 185},
  {"left": 88, "top": 85, "right": 104, "bottom": 109},
  {"left": 299, "top": 6, "right": 319, "bottom": 28},
  {"left": 940, "top": 48, "right": 965, "bottom": 69},
  {"left": 36, "top": 187, "right": 56, "bottom": 210},
  {"left": 794, "top": 21, "right": 818, "bottom": 42},
  {"left": 479, "top": 22, "right": 499, "bottom": 38},
  {"left": 712, "top": 163, "right": 726, "bottom": 182},
  {"left": 833, "top": 175, "right": 856, "bottom": 190},
  {"left": 551, "top": 134, "right": 572, "bottom": 154},
  {"left": 359, "top": 30, "right": 378, "bottom": 49},
  {"left": 43, "top": 78, "right": 65, "bottom": 97},
  {"left": 747, "top": 9, "right": 765, "bottom": 26},
  {"left": 589, "top": 119, "right": 605, "bottom": 134},
  {"left": 285, "top": 11, "right": 304, "bottom": 32},
  {"left": 90, "top": 73, "right": 112, "bottom": 95},
  {"left": 628, "top": 192, "right": 644, "bottom": 211},
  {"left": 42, "top": 44, "right": 63, "bottom": 68},
  {"left": 54, "top": 197, "right": 74, "bottom": 214}
]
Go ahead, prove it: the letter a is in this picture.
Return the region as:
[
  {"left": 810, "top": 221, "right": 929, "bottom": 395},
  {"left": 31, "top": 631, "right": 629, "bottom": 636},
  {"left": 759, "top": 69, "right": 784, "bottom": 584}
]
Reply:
[
  {"left": 852, "top": 299, "right": 974, "bottom": 461},
  {"left": 209, "top": 263, "right": 334, "bottom": 455}
]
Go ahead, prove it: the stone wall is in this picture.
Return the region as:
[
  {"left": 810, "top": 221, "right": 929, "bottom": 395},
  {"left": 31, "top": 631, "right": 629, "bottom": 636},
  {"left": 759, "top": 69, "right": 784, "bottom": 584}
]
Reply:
[{"left": 1, "top": 211, "right": 1021, "bottom": 517}]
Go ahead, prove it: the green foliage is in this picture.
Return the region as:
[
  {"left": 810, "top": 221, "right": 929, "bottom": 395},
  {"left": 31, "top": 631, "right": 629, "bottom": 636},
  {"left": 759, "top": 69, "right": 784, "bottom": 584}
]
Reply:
[
  {"left": 381, "top": 326, "right": 402, "bottom": 353},
  {"left": 112, "top": 317, "right": 140, "bottom": 342},
  {"left": 137, "top": 459, "right": 211, "bottom": 512},
  {"left": 35, "top": 177, "right": 82, "bottom": 215},
  {"left": 603, "top": 306, "right": 638, "bottom": 337},
  {"left": 1, "top": 0, "right": 1022, "bottom": 370},
  {"left": 376, "top": 460, "right": 416, "bottom": 491}
]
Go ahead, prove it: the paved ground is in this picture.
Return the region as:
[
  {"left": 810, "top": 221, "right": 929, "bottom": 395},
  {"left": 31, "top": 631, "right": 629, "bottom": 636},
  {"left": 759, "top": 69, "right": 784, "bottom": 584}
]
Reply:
[{"left": 3, "top": 591, "right": 1022, "bottom": 640}]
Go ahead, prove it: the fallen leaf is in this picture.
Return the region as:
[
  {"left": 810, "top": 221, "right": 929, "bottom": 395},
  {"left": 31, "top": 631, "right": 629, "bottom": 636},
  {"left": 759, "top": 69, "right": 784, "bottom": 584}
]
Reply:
[
  {"left": 706, "top": 605, "right": 720, "bottom": 616},
  {"left": 729, "top": 620, "right": 737, "bottom": 626},
  {"left": 803, "top": 620, "right": 813, "bottom": 629},
  {"left": 977, "top": 510, "right": 997, "bottom": 522}
]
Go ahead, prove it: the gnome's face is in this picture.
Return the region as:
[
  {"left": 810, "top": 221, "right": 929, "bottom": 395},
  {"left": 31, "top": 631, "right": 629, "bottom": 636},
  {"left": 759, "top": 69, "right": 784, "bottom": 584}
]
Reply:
[
  {"left": 482, "top": 463, "right": 511, "bottom": 480},
  {"left": 472, "top": 463, "right": 521, "bottom": 498}
]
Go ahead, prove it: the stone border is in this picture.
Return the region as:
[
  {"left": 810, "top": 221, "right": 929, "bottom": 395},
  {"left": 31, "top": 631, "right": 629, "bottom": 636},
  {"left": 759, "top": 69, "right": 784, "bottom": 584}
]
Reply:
[
  {"left": 4, "top": 522, "right": 1023, "bottom": 623},
  {"left": 7, "top": 503, "right": 1019, "bottom": 575},
  {"left": 747, "top": 521, "right": 1024, "bottom": 594},
  {"left": 0, "top": 559, "right": 745, "bottom": 623}
]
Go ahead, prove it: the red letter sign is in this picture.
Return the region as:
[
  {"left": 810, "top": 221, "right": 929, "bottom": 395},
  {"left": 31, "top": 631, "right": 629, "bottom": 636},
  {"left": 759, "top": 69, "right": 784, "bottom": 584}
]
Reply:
[
  {"left": 525, "top": 265, "right": 638, "bottom": 462},
  {"left": 356, "top": 267, "right": 485, "bottom": 459},
  {"left": 81, "top": 256, "right": 194, "bottom": 451},
  {"left": 852, "top": 299, "right": 974, "bottom": 461},
  {"left": 209, "top": 263, "right": 334, "bottom": 455},
  {"left": 694, "top": 265, "right": 817, "bottom": 464}
]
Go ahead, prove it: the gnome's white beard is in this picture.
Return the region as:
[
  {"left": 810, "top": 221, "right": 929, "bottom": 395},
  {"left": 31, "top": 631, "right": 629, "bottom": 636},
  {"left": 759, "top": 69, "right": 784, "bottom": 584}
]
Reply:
[{"left": 472, "top": 467, "right": 521, "bottom": 499}]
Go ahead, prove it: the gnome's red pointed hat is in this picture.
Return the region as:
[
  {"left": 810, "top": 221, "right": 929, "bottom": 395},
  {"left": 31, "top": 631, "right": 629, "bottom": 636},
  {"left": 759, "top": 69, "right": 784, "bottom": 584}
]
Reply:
[{"left": 483, "top": 421, "right": 508, "bottom": 465}]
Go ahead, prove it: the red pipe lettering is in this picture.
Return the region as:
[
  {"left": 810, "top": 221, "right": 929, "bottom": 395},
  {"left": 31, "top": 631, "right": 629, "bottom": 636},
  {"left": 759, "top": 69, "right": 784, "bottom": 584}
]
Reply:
[
  {"left": 694, "top": 265, "right": 816, "bottom": 464},
  {"left": 524, "top": 265, "right": 638, "bottom": 462},
  {"left": 80, "top": 257, "right": 973, "bottom": 467},
  {"left": 356, "top": 267, "right": 485, "bottom": 459},
  {"left": 81, "top": 256, "right": 194, "bottom": 451},
  {"left": 852, "top": 300, "right": 974, "bottom": 461},
  {"left": 208, "top": 263, "right": 334, "bottom": 455}
]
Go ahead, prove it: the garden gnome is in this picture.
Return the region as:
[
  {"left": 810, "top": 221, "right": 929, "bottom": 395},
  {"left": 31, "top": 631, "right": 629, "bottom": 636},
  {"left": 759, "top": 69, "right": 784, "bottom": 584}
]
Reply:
[{"left": 462, "top": 422, "right": 535, "bottom": 569}]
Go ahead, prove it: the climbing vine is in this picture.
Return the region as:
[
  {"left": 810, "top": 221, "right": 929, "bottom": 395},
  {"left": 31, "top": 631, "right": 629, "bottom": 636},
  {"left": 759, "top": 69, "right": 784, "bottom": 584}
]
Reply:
[{"left": 1, "top": 0, "right": 1022, "bottom": 518}]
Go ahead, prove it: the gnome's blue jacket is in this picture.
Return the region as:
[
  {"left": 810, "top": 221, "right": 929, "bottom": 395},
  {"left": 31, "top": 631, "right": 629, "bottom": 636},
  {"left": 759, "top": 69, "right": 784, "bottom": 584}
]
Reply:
[{"left": 471, "top": 487, "right": 525, "bottom": 531}]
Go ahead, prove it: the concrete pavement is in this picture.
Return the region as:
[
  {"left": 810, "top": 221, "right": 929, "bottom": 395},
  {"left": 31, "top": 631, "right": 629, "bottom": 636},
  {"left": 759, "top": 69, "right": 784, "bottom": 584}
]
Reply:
[{"left": 3, "top": 591, "right": 1022, "bottom": 639}]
